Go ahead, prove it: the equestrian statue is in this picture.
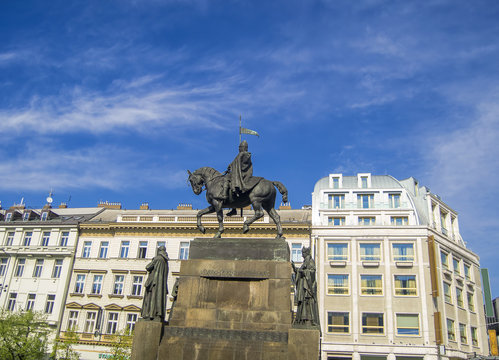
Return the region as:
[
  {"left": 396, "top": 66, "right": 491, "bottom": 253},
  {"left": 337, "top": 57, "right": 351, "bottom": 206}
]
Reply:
[{"left": 187, "top": 140, "right": 288, "bottom": 239}]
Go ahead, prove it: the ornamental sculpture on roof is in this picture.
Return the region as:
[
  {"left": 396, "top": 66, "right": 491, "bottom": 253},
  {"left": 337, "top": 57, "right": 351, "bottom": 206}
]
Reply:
[{"left": 187, "top": 140, "right": 288, "bottom": 239}]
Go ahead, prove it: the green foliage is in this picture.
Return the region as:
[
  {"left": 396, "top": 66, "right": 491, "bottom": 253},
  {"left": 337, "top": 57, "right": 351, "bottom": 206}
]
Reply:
[
  {"left": 0, "top": 309, "right": 52, "bottom": 360},
  {"left": 51, "top": 329, "right": 80, "bottom": 360},
  {"left": 108, "top": 329, "right": 133, "bottom": 360}
]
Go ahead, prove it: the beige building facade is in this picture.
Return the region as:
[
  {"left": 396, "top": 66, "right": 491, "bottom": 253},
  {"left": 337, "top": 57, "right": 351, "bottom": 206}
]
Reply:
[
  {"left": 59, "top": 205, "right": 311, "bottom": 360},
  {"left": 312, "top": 174, "right": 488, "bottom": 360}
]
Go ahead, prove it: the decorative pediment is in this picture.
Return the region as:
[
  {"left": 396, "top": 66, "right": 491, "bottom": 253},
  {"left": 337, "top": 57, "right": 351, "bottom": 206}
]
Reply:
[
  {"left": 104, "top": 303, "right": 123, "bottom": 311},
  {"left": 83, "top": 303, "right": 101, "bottom": 310},
  {"left": 123, "top": 304, "right": 141, "bottom": 312},
  {"left": 66, "top": 302, "right": 83, "bottom": 309}
]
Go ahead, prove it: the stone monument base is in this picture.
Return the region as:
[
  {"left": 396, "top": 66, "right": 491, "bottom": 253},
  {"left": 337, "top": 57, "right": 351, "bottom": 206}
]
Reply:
[{"left": 131, "top": 320, "right": 163, "bottom": 360}]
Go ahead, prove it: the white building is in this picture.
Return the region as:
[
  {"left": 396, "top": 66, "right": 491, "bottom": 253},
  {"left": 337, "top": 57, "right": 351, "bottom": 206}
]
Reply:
[
  {"left": 0, "top": 203, "right": 103, "bottom": 336},
  {"left": 60, "top": 205, "right": 311, "bottom": 360},
  {"left": 312, "top": 173, "right": 488, "bottom": 360}
]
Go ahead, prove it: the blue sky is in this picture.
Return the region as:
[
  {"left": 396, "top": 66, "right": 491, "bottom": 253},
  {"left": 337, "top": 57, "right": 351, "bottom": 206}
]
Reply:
[{"left": 1, "top": 0, "right": 499, "bottom": 296}]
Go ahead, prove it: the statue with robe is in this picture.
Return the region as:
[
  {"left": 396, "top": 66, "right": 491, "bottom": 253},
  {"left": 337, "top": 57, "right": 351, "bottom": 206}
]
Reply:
[
  {"left": 141, "top": 246, "right": 169, "bottom": 322},
  {"left": 292, "top": 246, "right": 320, "bottom": 328}
]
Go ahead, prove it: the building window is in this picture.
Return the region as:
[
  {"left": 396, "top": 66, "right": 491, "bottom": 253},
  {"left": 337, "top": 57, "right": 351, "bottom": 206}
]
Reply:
[
  {"left": 113, "top": 275, "right": 125, "bottom": 295},
  {"left": 82, "top": 241, "right": 92, "bottom": 258},
  {"left": 327, "top": 243, "right": 348, "bottom": 261},
  {"left": 389, "top": 193, "right": 401, "bottom": 208},
  {"left": 443, "top": 282, "right": 452, "bottom": 303},
  {"left": 179, "top": 242, "right": 190, "bottom": 260},
  {"left": 26, "top": 294, "right": 36, "bottom": 311},
  {"left": 327, "top": 274, "right": 349, "bottom": 295},
  {"left": 361, "top": 176, "right": 368, "bottom": 188},
  {"left": 6, "top": 232, "right": 14, "bottom": 246},
  {"left": 41, "top": 212, "right": 48, "bottom": 221},
  {"left": 459, "top": 323, "right": 467, "bottom": 344},
  {"left": 60, "top": 232, "right": 69, "bottom": 246},
  {"left": 393, "top": 243, "right": 414, "bottom": 261},
  {"left": 362, "top": 313, "right": 384, "bottom": 334},
  {"left": 357, "top": 194, "right": 374, "bottom": 209},
  {"left": 15, "top": 258, "right": 25, "bottom": 277},
  {"left": 291, "top": 244, "right": 302, "bottom": 262},
  {"left": 45, "top": 294, "right": 55, "bottom": 314},
  {"left": 0, "top": 258, "right": 8, "bottom": 276},
  {"left": 394, "top": 275, "right": 417, "bottom": 296},
  {"left": 106, "top": 312, "right": 119, "bottom": 334},
  {"left": 91, "top": 275, "right": 103, "bottom": 294},
  {"left": 23, "top": 212, "right": 30, "bottom": 221},
  {"left": 328, "top": 194, "right": 345, "bottom": 209},
  {"left": 23, "top": 232, "right": 32, "bottom": 246},
  {"left": 33, "top": 259, "right": 44, "bottom": 278},
  {"left": 84, "top": 312, "right": 97, "bottom": 333},
  {"left": 7, "top": 293, "right": 17, "bottom": 311},
  {"left": 441, "top": 251, "right": 449, "bottom": 269},
  {"left": 157, "top": 241, "right": 166, "bottom": 249},
  {"left": 456, "top": 287, "right": 464, "bottom": 307},
  {"left": 41, "top": 232, "right": 50, "bottom": 246},
  {"left": 52, "top": 259, "right": 63, "bottom": 278},
  {"left": 99, "top": 241, "right": 109, "bottom": 259},
  {"left": 126, "top": 313, "right": 138, "bottom": 334},
  {"left": 120, "top": 241, "right": 130, "bottom": 258},
  {"left": 453, "top": 257, "right": 461, "bottom": 275},
  {"left": 5, "top": 213, "right": 12, "bottom": 222},
  {"left": 360, "top": 275, "right": 382, "bottom": 295},
  {"left": 467, "top": 292, "right": 475, "bottom": 312},
  {"left": 138, "top": 241, "right": 148, "bottom": 259},
  {"left": 358, "top": 216, "right": 375, "bottom": 225},
  {"left": 67, "top": 311, "right": 79, "bottom": 331},
  {"left": 327, "top": 312, "right": 349, "bottom": 333},
  {"left": 75, "top": 274, "right": 86, "bottom": 294},
  {"left": 441, "top": 212, "right": 448, "bottom": 235},
  {"left": 359, "top": 243, "right": 380, "bottom": 261},
  {"left": 464, "top": 263, "right": 471, "bottom": 280},
  {"left": 332, "top": 177, "right": 340, "bottom": 189},
  {"left": 447, "top": 319, "right": 456, "bottom": 341},
  {"left": 131, "top": 276, "right": 143, "bottom": 296},
  {"left": 390, "top": 216, "right": 408, "bottom": 226},
  {"left": 471, "top": 327, "right": 478, "bottom": 346},
  {"left": 328, "top": 217, "right": 345, "bottom": 226},
  {"left": 396, "top": 314, "right": 419, "bottom": 336}
]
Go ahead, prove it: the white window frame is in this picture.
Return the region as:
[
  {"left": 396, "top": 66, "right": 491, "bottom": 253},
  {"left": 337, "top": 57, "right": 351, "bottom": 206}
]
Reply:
[
  {"left": 138, "top": 241, "right": 148, "bottom": 259},
  {"left": 120, "top": 241, "right": 130, "bottom": 258},
  {"left": 113, "top": 275, "right": 125, "bottom": 295},
  {"left": 41, "top": 231, "right": 50, "bottom": 246},
  {"left": 26, "top": 293, "right": 36, "bottom": 311},
  {"left": 0, "top": 258, "right": 8, "bottom": 276},
  {"left": 15, "top": 258, "right": 25, "bottom": 277},
  {"left": 60, "top": 232, "right": 69, "bottom": 246},
  {"left": 82, "top": 241, "right": 92, "bottom": 258},
  {"left": 360, "top": 274, "right": 383, "bottom": 296},
  {"left": 291, "top": 243, "right": 302, "bottom": 262},
  {"left": 67, "top": 311, "right": 79, "bottom": 331},
  {"left": 84, "top": 311, "right": 97, "bottom": 333},
  {"left": 126, "top": 313, "right": 138, "bottom": 334},
  {"left": 179, "top": 242, "right": 190, "bottom": 260},
  {"left": 45, "top": 294, "right": 55, "bottom": 314},
  {"left": 361, "top": 312, "right": 384, "bottom": 335},
  {"left": 92, "top": 275, "right": 103, "bottom": 294},
  {"left": 6, "top": 232, "right": 14, "bottom": 246},
  {"left": 395, "top": 313, "right": 420, "bottom": 336},
  {"left": 75, "top": 274, "right": 86, "bottom": 294},
  {"left": 106, "top": 312, "right": 119, "bottom": 334},
  {"left": 327, "top": 243, "right": 349, "bottom": 261},
  {"left": 327, "top": 274, "right": 350, "bottom": 295},
  {"left": 23, "top": 231, "right": 32, "bottom": 246},
  {"left": 359, "top": 243, "right": 381, "bottom": 261},
  {"left": 33, "top": 259, "right": 44, "bottom": 278},
  {"left": 99, "top": 241, "right": 109, "bottom": 259},
  {"left": 131, "top": 276, "right": 143, "bottom": 296},
  {"left": 392, "top": 243, "right": 415, "bottom": 261},
  {"left": 52, "top": 259, "right": 63, "bottom": 278},
  {"left": 394, "top": 275, "right": 417, "bottom": 296},
  {"left": 328, "top": 217, "right": 346, "bottom": 226},
  {"left": 327, "top": 311, "right": 350, "bottom": 334}
]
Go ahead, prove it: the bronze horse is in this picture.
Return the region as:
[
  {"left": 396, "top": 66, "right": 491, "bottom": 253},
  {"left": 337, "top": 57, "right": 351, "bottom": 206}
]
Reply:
[{"left": 187, "top": 167, "right": 288, "bottom": 239}]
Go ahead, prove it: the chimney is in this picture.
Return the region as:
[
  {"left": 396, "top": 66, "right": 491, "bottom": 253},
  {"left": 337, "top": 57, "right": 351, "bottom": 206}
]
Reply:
[
  {"left": 98, "top": 201, "right": 122, "bottom": 209},
  {"left": 177, "top": 203, "right": 193, "bottom": 210},
  {"left": 140, "top": 202, "right": 149, "bottom": 210},
  {"left": 279, "top": 202, "right": 292, "bottom": 210},
  {"left": 59, "top": 202, "right": 68, "bottom": 209}
]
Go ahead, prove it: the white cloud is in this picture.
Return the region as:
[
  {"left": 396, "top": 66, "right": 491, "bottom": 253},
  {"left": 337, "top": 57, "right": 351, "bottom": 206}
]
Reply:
[{"left": 0, "top": 145, "right": 186, "bottom": 192}]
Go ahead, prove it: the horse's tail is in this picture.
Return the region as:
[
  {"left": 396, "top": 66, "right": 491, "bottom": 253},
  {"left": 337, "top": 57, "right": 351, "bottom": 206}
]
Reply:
[{"left": 272, "top": 181, "right": 288, "bottom": 203}]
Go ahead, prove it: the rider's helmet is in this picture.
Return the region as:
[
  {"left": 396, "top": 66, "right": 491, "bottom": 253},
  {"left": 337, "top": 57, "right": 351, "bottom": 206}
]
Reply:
[{"left": 239, "top": 140, "right": 248, "bottom": 152}]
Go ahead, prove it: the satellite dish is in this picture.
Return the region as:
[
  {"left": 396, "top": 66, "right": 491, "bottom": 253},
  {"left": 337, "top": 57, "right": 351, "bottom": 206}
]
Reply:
[{"left": 46, "top": 197, "right": 53, "bottom": 204}]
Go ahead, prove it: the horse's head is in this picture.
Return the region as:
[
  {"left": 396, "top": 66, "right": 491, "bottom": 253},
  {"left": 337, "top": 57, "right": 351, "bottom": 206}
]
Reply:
[{"left": 187, "top": 170, "right": 204, "bottom": 195}]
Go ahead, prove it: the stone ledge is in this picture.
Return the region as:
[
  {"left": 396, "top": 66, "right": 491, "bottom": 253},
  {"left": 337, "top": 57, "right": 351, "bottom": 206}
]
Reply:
[{"left": 164, "top": 326, "right": 288, "bottom": 343}]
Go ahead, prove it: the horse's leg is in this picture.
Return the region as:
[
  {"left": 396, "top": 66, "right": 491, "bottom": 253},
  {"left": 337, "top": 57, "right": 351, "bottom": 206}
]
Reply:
[
  {"left": 243, "top": 201, "right": 264, "bottom": 234},
  {"left": 212, "top": 200, "right": 224, "bottom": 238},
  {"left": 266, "top": 206, "right": 284, "bottom": 240},
  {"left": 197, "top": 205, "right": 215, "bottom": 234}
]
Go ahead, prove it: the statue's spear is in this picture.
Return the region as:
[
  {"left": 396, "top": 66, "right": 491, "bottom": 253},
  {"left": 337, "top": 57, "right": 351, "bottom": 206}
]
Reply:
[{"left": 239, "top": 115, "right": 260, "bottom": 143}]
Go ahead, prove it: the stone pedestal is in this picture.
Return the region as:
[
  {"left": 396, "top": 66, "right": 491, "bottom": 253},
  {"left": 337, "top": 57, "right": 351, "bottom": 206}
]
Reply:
[
  {"left": 154, "top": 238, "right": 318, "bottom": 360},
  {"left": 131, "top": 320, "right": 163, "bottom": 360}
]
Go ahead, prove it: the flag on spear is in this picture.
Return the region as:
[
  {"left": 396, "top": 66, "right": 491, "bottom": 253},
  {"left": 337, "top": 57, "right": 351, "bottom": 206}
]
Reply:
[{"left": 240, "top": 127, "right": 260, "bottom": 137}]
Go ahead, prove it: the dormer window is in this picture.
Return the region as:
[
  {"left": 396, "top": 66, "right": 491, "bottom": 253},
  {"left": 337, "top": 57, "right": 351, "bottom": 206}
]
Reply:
[
  {"left": 5, "top": 213, "right": 12, "bottom": 222},
  {"left": 357, "top": 173, "right": 371, "bottom": 188},
  {"left": 23, "top": 212, "right": 30, "bottom": 221},
  {"left": 329, "top": 174, "right": 343, "bottom": 189},
  {"left": 41, "top": 212, "right": 48, "bottom": 221},
  {"left": 361, "top": 177, "right": 368, "bottom": 188}
]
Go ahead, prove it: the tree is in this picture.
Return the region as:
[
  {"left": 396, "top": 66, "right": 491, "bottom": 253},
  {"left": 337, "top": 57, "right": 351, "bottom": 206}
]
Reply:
[
  {"left": 0, "top": 309, "right": 52, "bottom": 360},
  {"left": 51, "top": 329, "right": 80, "bottom": 360},
  {"left": 108, "top": 329, "right": 133, "bottom": 360}
]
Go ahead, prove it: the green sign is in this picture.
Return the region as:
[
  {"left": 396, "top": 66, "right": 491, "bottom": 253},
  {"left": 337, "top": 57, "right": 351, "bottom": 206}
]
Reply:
[{"left": 481, "top": 268, "right": 494, "bottom": 317}]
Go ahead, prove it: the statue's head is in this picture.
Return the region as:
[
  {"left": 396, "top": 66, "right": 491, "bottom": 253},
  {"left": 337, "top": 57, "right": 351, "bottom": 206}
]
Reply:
[
  {"left": 239, "top": 140, "right": 248, "bottom": 152},
  {"left": 187, "top": 170, "right": 204, "bottom": 195},
  {"left": 302, "top": 246, "right": 311, "bottom": 257},
  {"left": 157, "top": 246, "right": 168, "bottom": 257}
]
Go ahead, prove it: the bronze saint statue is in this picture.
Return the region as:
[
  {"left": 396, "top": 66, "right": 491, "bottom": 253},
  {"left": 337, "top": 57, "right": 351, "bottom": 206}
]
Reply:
[
  {"left": 292, "top": 247, "right": 320, "bottom": 328},
  {"left": 141, "top": 246, "right": 169, "bottom": 322},
  {"left": 187, "top": 141, "right": 288, "bottom": 239}
]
